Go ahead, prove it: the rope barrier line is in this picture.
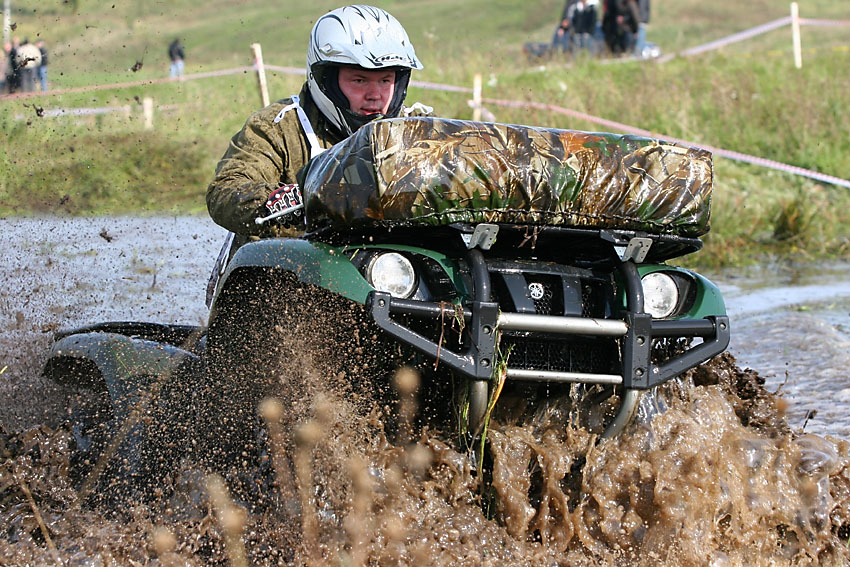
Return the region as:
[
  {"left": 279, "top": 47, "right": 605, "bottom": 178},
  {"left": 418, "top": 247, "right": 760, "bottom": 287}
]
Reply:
[
  {"left": 659, "top": 15, "right": 850, "bottom": 63},
  {"left": 677, "top": 17, "right": 793, "bottom": 58},
  {"left": 410, "top": 80, "right": 474, "bottom": 94},
  {"left": 799, "top": 18, "right": 850, "bottom": 27},
  {"left": 2, "top": 66, "right": 258, "bottom": 100},
  {"left": 264, "top": 65, "right": 305, "bottom": 76},
  {"left": 482, "top": 97, "right": 850, "bottom": 190},
  {"left": 736, "top": 44, "right": 850, "bottom": 59},
  {"left": 4, "top": 18, "right": 848, "bottom": 189}
]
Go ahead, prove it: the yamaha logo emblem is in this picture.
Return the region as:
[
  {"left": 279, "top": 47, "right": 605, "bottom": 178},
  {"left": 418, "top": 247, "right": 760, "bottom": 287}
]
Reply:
[{"left": 528, "top": 282, "right": 545, "bottom": 300}]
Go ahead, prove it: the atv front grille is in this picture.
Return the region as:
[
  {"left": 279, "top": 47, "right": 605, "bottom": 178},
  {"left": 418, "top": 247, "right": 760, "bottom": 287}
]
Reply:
[
  {"left": 487, "top": 264, "right": 615, "bottom": 319},
  {"left": 500, "top": 335, "right": 621, "bottom": 375},
  {"left": 485, "top": 264, "right": 620, "bottom": 375},
  {"left": 370, "top": 246, "right": 730, "bottom": 393}
]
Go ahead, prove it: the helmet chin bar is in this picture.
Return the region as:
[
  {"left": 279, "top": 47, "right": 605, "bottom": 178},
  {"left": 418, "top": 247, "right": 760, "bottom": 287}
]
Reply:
[{"left": 342, "top": 109, "right": 387, "bottom": 134}]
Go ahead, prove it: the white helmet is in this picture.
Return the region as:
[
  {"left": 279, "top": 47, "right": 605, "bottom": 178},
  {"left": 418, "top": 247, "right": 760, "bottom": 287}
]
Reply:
[{"left": 307, "top": 5, "right": 423, "bottom": 136}]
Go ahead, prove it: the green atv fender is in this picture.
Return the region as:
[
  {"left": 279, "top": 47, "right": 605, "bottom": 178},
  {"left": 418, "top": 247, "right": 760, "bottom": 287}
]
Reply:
[
  {"left": 43, "top": 325, "right": 200, "bottom": 422},
  {"left": 213, "top": 239, "right": 726, "bottom": 321},
  {"left": 209, "top": 238, "right": 468, "bottom": 316}
]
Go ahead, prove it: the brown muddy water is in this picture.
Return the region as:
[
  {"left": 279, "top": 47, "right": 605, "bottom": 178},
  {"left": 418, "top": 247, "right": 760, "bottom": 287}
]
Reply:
[{"left": 2, "top": 216, "right": 849, "bottom": 566}]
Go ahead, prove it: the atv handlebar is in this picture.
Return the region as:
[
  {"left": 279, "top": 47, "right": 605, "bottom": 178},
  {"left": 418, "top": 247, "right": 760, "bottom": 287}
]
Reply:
[{"left": 255, "top": 202, "right": 304, "bottom": 225}]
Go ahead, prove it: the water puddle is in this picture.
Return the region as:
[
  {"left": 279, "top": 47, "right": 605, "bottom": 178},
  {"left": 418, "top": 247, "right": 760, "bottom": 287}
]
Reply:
[{"left": 710, "top": 264, "right": 850, "bottom": 438}]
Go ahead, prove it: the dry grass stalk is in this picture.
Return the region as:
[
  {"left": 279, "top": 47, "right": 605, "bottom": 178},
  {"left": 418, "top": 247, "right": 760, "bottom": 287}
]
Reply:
[
  {"left": 17, "top": 473, "right": 64, "bottom": 566},
  {"left": 345, "top": 455, "right": 374, "bottom": 567},
  {"left": 294, "top": 418, "right": 323, "bottom": 566},
  {"left": 0, "top": 433, "right": 63, "bottom": 566},
  {"left": 259, "top": 397, "right": 299, "bottom": 519},
  {"left": 393, "top": 367, "right": 420, "bottom": 446},
  {"left": 206, "top": 474, "right": 249, "bottom": 567},
  {"left": 380, "top": 464, "right": 409, "bottom": 564}
]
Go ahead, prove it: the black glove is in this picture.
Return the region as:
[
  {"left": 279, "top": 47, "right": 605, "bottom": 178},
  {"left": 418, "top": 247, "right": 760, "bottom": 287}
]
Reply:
[{"left": 257, "top": 183, "right": 304, "bottom": 228}]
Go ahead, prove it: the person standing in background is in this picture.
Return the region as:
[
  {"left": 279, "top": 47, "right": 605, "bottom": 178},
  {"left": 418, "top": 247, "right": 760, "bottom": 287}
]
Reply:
[
  {"left": 36, "top": 40, "right": 48, "bottom": 91},
  {"left": 168, "top": 37, "right": 185, "bottom": 78},
  {"left": 15, "top": 39, "right": 41, "bottom": 92},
  {"left": 634, "top": 0, "right": 650, "bottom": 57},
  {"left": 571, "top": 0, "right": 599, "bottom": 54},
  {"left": 602, "top": 0, "right": 638, "bottom": 56},
  {"left": 7, "top": 37, "right": 21, "bottom": 93},
  {"left": 552, "top": 0, "right": 578, "bottom": 53}
]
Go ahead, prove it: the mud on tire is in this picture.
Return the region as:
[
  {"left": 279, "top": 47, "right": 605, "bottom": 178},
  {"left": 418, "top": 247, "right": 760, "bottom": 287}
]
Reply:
[{"left": 201, "top": 269, "right": 402, "bottom": 498}]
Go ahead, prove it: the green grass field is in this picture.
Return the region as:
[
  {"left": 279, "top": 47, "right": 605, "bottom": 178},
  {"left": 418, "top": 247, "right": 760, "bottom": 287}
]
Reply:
[{"left": 2, "top": 0, "right": 849, "bottom": 267}]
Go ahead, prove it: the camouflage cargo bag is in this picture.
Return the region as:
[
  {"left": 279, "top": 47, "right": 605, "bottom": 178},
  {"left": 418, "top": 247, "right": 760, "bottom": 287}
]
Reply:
[{"left": 300, "top": 117, "right": 713, "bottom": 237}]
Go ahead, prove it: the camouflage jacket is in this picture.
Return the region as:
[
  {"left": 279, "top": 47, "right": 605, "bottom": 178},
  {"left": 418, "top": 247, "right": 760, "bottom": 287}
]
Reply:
[{"left": 206, "top": 84, "right": 346, "bottom": 237}]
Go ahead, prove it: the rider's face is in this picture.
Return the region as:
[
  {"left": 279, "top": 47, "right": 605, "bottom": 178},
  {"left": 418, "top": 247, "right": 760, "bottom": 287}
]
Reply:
[{"left": 337, "top": 67, "right": 396, "bottom": 116}]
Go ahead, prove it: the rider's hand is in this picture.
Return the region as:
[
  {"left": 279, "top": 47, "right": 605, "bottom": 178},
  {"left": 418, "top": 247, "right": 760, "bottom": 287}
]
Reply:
[{"left": 262, "top": 183, "right": 304, "bottom": 228}]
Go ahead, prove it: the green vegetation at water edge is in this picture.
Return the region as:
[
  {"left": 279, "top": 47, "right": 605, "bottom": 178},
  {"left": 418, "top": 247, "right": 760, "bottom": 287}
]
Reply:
[{"left": 1, "top": 0, "right": 849, "bottom": 268}]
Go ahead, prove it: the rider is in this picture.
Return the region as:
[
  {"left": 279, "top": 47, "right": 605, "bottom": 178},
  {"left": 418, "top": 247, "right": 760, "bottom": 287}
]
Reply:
[{"left": 206, "top": 5, "right": 424, "bottom": 239}]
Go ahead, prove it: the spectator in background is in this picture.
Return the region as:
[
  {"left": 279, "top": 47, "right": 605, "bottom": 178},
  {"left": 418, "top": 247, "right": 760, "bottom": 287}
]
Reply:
[
  {"left": 552, "top": 0, "right": 577, "bottom": 53},
  {"left": 7, "top": 37, "right": 21, "bottom": 93},
  {"left": 15, "top": 39, "right": 41, "bottom": 92},
  {"left": 633, "top": 0, "right": 650, "bottom": 57},
  {"left": 571, "top": 0, "right": 599, "bottom": 54},
  {"left": 602, "top": 0, "right": 638, "bottom": 56},
  {"left": 36, "top": 40, "right": 48, "bottom": 91},
  {"left": 168, "top": 38, "right": 185, "bottom": 78}
]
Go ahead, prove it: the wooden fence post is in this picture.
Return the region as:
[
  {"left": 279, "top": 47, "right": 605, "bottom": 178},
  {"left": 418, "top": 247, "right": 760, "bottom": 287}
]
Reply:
[
  {"left": 472, "top": 73, "right": 482, "bottom": 122},
  {"left": 251, "top": 43, "right": 270, "bottom": 107},
  {"left": 791, "top": 2, "right": 802, "bottom": 69},
  {"left": 143, "top": 97, "right": 154, "bottom": 130}
]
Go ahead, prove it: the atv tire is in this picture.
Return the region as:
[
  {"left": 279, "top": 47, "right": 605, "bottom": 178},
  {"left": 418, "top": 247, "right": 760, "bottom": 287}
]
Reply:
[{"left": 201, "top": 268, "right": 397, "bottom": 500}]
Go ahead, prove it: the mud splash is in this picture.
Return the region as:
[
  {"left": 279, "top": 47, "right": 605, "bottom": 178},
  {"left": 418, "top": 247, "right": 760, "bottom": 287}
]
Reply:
[
  {"left": 2, "top": 354, "right": 849, "bottom": 566},
  {"left": 3, "top": 218, "right": 850, "bottom": 565}
]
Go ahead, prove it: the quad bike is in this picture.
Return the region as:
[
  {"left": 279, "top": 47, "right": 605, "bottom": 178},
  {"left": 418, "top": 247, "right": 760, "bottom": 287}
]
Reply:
[{"left": 42, "top": 117, "right": 729, "bottom": 499}]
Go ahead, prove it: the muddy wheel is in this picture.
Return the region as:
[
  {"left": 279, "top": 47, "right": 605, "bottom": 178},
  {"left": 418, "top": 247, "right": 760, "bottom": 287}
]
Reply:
[
  {"left": 203, "top": 268, "right": 397, "bottom": 503},
  {"left": 66, "top": 383, "right": 159, "bottom": 505},
  {"left": 67, "top": 388, "right": 115, "bottom": 487},
  {"left": 60, "top": 356, "right": 203, "bottom": 506}
]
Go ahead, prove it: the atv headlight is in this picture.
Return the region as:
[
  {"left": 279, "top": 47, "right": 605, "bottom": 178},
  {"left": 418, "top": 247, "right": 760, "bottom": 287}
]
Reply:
[
  {"left": 367, "top": 252, "right": 417, "bottom": 298},
  {"left": 642, "top": 272, "right": 679, "bottom": 318}
]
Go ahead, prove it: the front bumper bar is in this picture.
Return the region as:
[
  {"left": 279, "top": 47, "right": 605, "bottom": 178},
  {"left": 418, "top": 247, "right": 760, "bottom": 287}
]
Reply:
[{"left": 367, "top": 249, "right": 730, "bottom": 391}]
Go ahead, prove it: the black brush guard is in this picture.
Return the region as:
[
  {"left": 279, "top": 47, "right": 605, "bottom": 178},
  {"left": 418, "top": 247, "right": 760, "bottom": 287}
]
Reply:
[{"left": 367, "top": 249, "right": 730, "bottom": 437}]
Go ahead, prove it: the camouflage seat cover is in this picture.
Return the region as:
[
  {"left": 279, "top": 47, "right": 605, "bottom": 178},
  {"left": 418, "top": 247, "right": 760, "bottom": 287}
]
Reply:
[{"left": 300, "top": 117, "right": 713, "bottom": 237}]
